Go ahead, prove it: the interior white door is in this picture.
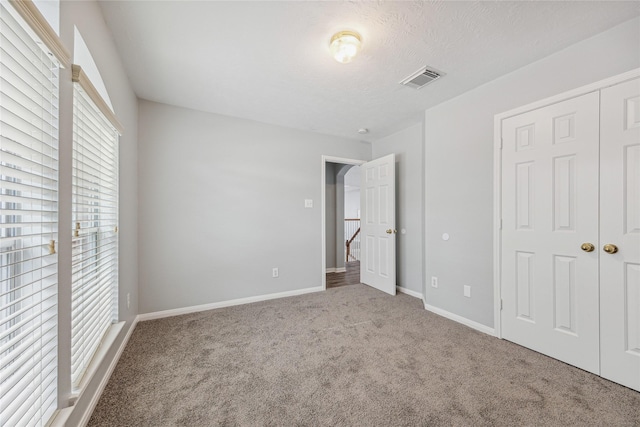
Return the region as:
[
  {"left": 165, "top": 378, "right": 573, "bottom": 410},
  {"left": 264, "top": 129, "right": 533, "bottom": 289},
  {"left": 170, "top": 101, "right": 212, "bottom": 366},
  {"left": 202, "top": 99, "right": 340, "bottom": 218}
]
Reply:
[
  {"left": 360, "top": 154, "right": 396, "bottom": 295},
  {"left": 501, "top": 92, "right": 601, "bottom": 374},
  {"left": 600, "top": 78, "right": 640, "bottom": 392}
]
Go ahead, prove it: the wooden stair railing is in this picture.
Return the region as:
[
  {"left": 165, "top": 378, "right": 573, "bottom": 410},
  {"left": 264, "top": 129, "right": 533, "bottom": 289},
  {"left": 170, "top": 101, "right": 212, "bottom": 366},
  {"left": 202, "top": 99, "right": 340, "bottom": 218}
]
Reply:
[{"left": 346, "top": 227, "right": 360, "bottom": 262}]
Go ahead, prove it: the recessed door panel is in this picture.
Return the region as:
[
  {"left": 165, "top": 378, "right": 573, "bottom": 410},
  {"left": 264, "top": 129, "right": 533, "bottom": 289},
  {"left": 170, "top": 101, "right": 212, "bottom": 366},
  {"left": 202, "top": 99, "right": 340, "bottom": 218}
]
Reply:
[
  {"left": 625, "top": 263, "right": 640, "bottom": 355},
  {"left": 516, "top": 162, "right": 534, "bottom": 230},
  {"left": 516, "top": 124, "right": 535, "bottom": 152},
  {"left": 378, "top": 164, "right": 389, "bottom": 179},
  {"left": 516, "top": 251, "right": 534, "bottom": 321},
  {"left": 553, "top": 255, "right": 576, "bottom": 335},
  {"left": 625, "top": 145, "right": 640, "bottom": 234},
  {"left": 626, "top": 96, "right": 640, "bottom": 129},
  {"left": 378, "top": 185, "right": 389, "bottom": 225},
  {"left": 553, "top": 113, "right": 576, "bottom": 144},
  {"left": 553, "top": 155, "right": 576, "bottom": 232},
  {"left": 378, "top": 237, "right": 389, "bottom": 278},
  {"left": 365, "top": 187, "right": 375, "bottom": 224},
  {"left": 365, "top": 235, "right": 375, "bottom": 273}
]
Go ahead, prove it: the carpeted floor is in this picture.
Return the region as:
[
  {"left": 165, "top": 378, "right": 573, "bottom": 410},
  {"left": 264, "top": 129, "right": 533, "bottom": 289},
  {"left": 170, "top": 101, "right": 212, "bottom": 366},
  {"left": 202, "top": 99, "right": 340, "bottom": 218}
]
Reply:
[{"left": 89, "top": 284, "right": 640, "bottom": 426}]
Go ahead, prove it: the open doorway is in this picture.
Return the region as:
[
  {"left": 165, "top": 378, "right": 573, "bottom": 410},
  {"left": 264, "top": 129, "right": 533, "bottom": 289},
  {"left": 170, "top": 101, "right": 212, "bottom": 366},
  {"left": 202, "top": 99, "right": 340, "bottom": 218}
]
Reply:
[
  {"left": 326, "top": 164, "right": 361, "bottom": 288},
  {"left": 321, "top": 156, "right": 365, "bottom": 290}
]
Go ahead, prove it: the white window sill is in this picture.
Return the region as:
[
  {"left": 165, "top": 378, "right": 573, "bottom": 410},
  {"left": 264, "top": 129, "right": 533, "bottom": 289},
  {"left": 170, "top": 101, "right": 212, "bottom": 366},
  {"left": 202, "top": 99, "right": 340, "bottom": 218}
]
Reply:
[{"left": 47, "top": 321, "right": 125, "bottom": 427}]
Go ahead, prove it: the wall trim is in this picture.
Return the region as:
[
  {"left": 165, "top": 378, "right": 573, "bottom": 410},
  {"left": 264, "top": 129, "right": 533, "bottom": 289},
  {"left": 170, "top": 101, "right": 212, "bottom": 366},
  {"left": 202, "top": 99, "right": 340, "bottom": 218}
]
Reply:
[
  {"left": 72, "top": 65, "right": 125, "bottom": 134},
  {"left": 424, "top": 302, "right": 496, "bottom": 336},
  {"left": 325, "top": 267, "right": 346, "bottom": 273},
  {"left": 77, "top": 317, "right": 138, "bottom": 427},
  {"left": 139, "top": 286, "right": 324, "bottom": 321},
  {"left": 397, "top": 286, "right": 423, "bottom": 300},
  {"left": 8, "top": 0, "right": 71, "bottom": 68},
  {"left": 71, "top": 322, "right": 125, "bottom": 401}
]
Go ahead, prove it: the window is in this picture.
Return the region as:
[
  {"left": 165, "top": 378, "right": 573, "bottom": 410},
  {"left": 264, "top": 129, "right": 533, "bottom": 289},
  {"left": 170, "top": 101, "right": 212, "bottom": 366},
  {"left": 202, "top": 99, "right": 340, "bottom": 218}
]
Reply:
[
  {"left": 70, "top": 67, "right": 120, "bottom": 388},
  {"left": 0, "top": 1, "right": 63, "bottom": 424}
]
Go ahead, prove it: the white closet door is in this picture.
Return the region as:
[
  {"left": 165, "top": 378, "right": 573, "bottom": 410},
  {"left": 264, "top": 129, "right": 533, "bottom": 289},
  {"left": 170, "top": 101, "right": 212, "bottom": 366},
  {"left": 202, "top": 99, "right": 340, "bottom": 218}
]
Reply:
[
  {"left": 600, "top": 78, "right": 640, "bottom": 392},
  {"left": 501, "top": 92, "right": 600, "bottom": 374}
]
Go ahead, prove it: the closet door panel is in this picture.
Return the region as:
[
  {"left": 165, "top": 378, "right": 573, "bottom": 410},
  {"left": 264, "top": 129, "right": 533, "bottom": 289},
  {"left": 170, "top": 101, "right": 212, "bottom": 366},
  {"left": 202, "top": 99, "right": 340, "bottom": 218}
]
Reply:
[
  {"left": 501, "top": 91, "right": 600, "bottom": 374},
  {"left": 600, "top": 77, "right": 640, "bottom": 392}
]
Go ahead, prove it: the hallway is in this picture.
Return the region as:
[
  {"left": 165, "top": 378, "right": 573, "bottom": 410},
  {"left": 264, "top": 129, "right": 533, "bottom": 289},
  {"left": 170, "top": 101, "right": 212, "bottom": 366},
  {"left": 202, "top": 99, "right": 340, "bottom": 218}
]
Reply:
[{"left": 327, "top": 261, "right": 360, "bottom": 288}]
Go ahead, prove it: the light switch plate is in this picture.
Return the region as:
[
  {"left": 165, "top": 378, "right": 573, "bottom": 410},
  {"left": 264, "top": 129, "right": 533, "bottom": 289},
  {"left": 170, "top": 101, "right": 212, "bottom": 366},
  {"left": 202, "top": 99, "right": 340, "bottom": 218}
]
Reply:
[
  {"left": 304, "top": 199, "right": 313, "bottom": 208},
  {"left": 464, "top": 285, "right": 471, "bottom": 298}
]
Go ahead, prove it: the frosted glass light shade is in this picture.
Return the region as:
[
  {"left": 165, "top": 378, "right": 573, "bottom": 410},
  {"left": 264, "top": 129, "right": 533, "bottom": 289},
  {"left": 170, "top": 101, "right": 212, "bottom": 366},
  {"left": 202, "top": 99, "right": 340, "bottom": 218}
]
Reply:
[{"left": 330, "top": 31, "right": 362, "bottom": 64}]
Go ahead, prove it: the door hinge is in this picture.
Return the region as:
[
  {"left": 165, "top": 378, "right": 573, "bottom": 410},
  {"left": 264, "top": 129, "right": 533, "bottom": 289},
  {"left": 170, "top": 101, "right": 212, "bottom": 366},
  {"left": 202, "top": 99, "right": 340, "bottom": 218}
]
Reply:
[
  {"left": 499, "top": 138, "right": 503, "bottom": 149},
  {"left": 500, "top": 299, "right": 503, "bottom": 310},
  {"left": 499, "top": 219, "right": 503, "bottom": 230}
]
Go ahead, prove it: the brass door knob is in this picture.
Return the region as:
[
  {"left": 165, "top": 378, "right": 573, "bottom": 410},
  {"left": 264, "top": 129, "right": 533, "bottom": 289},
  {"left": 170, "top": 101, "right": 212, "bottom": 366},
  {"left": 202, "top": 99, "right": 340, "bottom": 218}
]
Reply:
[
  {"left": 581, "top": 243, "right": 595, "bottom": 252},
  {"left": 603, "top": 244, "right": 618, "bottom": 254},
  {"left": 386, "top": 229, "right": 397, "bottom": 234}
]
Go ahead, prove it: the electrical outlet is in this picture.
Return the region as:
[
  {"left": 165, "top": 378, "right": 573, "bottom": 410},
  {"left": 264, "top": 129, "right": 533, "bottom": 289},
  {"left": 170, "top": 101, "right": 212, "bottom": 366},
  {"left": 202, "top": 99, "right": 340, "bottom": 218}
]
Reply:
[
  {"left": 272, "top": 268, "right": 279, "bottom": 278},
  {"left": 464, "top": 285, "right": 471, "bottom": 298},
  {"left": 127, "top": 293, "right": 130, "bottom": 309},
  {"left": 431, "top": 276, "right": 438, "bottom": 288}
]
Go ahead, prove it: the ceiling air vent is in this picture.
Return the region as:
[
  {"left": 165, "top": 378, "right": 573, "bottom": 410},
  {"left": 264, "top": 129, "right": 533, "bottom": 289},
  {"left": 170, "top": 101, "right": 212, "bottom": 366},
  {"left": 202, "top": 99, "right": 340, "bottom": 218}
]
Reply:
[{"left": 400, "top": 66, "right": 443, "bottom": 89}]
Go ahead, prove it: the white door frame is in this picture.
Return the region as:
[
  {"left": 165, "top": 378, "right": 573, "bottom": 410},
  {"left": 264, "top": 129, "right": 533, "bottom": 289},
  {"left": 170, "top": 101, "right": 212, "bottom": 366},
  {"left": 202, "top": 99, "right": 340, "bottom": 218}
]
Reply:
[
  {"left": 493, "top": 68, "right": 640, "bottom": 339},
  {"left": 321, "top": 155, "right": 366, "bottom": 290}
]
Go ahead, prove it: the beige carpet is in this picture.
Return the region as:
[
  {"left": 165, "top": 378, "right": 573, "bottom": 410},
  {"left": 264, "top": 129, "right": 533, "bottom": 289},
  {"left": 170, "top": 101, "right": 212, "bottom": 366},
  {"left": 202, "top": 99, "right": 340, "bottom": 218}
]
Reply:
[{"left": 89, "top": 284, "right": 640, "bottom": 426}]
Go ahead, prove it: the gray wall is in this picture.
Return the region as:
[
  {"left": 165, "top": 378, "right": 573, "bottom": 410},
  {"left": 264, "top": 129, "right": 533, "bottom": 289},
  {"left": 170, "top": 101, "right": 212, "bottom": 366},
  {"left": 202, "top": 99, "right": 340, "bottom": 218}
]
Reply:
[
  {"left": 424, "top": 17, "right": 640, "bottom": 328},
  {"left": 344, "top": 166, "right": 360, "bottom": 218},
  {"left": 58, "top": 0, "right": 139, "bottom": 423},
  {"left": 372, "top": 123, "right": 424, "bottom": 295},
  {"left": 334, "top": 164, "right": 352, "bottom": 270},
  {"left": 138, "top": 101, "right": 371, "bottom": 313},
  {"left": 325, "top": 163, "right": 336, "bottom": 269}
]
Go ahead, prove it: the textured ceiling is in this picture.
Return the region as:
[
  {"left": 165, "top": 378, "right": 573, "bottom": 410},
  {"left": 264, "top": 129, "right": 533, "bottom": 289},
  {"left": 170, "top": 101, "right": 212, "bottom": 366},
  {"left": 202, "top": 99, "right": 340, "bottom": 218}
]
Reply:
[{"left": 98, "top": 1, "right": 640, "bottom": 142}]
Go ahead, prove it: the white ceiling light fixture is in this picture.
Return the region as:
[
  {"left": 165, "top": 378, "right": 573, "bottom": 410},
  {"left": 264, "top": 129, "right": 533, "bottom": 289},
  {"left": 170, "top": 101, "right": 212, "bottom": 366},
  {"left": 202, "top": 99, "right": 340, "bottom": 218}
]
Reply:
[{"left": 330, "top": 30, "right": 362, "bottom": 64}]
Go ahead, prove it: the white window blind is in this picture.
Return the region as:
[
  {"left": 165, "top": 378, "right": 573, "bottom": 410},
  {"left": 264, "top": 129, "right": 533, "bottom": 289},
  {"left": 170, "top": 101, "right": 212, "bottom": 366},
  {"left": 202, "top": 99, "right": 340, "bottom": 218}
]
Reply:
[
  {"left": 71, "top": 81, "right": 118, "bottom": 388},
  {"left": 0, "top": 1, "right": 60, "bottom": 425}
]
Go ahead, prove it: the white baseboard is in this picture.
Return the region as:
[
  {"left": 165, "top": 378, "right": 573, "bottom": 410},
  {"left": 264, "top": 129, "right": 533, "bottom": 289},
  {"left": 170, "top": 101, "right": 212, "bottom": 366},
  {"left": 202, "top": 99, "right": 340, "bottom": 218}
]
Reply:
[
  {"left": 138, "top": 286, "right": 325, "bottom": 321},
  {"left": 396, "top": 286, "right": 423, "bottom": 300},
  {"left": 325, "top": 267, "right": 346, "bottom": 273},
  {"left": 423, "top": 303, "right": 496, "bottom": 336},
  {"left": 326, "top": 267, "right": 336, "bottom": 273},
  {"left": 78, "top": 316, "right": 139, "bottom": 426}
]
